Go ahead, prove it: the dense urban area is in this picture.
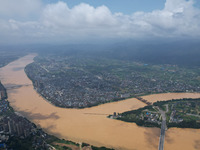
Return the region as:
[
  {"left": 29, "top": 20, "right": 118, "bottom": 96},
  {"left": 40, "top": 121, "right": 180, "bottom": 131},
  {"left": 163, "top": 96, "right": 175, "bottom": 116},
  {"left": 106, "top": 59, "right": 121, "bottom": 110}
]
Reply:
[
  {"left": 25, "top": 54, "right": 200, "bottom": 108},
  {"left": 115, "top": 98, "right": 200, "bottom": 129}
]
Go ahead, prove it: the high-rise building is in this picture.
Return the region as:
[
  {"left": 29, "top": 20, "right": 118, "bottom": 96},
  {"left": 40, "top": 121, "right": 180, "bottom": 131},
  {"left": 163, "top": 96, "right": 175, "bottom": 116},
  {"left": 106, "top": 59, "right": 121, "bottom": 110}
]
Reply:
[
  {"left": 8, "top": 121, "right": 12, "bottom": 134},
  {"left": 0, "top": 91, "right": 5, "bottom": 99}
]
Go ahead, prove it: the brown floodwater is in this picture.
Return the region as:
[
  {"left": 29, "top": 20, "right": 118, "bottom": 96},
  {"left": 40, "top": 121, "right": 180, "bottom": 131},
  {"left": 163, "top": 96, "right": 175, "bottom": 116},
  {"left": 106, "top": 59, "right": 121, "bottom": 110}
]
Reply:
[{"left": 0, "top": 54, "right": 200, "bottom": 150}]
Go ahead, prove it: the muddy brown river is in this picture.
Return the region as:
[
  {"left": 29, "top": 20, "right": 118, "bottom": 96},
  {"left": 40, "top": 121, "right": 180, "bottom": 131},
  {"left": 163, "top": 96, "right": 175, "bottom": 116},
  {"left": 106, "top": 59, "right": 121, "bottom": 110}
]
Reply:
[{"left": 0, "top": 54, "right": 200, "bottom": 150}]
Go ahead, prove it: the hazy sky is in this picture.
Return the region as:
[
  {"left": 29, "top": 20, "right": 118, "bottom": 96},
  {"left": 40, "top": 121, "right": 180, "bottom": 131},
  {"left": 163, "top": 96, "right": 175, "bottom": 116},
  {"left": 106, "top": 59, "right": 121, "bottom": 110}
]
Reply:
[{"left": 0, "top": 0, "right": 200, "bottom": 44}]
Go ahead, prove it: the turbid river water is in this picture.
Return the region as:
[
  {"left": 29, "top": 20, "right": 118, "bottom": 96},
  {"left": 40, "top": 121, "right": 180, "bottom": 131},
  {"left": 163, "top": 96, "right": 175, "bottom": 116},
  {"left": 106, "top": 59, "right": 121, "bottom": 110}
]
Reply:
[{"left": 0, "top": 54, "right": 200, "bottom": 150}]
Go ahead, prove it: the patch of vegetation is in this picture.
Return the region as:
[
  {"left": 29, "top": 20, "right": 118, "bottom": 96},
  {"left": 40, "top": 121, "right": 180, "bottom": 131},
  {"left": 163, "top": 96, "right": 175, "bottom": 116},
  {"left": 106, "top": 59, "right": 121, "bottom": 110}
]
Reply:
[
  {"left": 115, "top": 98, "right": 200, "bottom": 129},
  {"left": 117, "top": 105, "right": 160, "bottom": 128},
  {"left": 91, "top": 146, "right": 115, "bottom": 150},
  {"left": 53, "top": 145, "right": 72, "bottom": 150}
]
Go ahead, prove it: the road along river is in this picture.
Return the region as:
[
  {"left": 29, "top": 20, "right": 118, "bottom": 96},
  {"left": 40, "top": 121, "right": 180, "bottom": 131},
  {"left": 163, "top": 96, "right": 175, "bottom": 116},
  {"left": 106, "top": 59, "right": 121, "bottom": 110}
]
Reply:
[{"left": 0, "top": 54, "right": 200, "bottom": 150}]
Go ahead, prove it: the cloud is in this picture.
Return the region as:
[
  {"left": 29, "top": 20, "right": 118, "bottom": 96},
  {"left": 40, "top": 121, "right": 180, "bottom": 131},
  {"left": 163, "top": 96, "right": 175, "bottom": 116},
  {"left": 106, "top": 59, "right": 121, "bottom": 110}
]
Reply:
[
  {"left": 131, "top": 0, "right": 200, "bottom": 37},
  {"left": 0, "top": 0, "right": 200, "bottom": 44},
  {"left": 0, "top": 0, "right": 42, "bottom": 19},
  {"left": 41, "top": 2, "right": 119, "bottom": 38}
]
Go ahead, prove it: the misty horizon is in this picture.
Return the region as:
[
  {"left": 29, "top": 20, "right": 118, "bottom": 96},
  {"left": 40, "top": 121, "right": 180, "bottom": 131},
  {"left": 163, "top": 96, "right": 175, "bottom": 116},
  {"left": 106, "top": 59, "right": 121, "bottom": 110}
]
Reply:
[{"left": 0, "top": 0, "right": 200, "bottom": 45}]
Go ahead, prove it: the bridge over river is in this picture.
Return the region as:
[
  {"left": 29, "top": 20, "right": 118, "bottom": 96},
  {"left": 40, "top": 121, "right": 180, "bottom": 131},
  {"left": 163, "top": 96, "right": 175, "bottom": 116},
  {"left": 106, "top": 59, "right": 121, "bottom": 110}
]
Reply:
[
  {"left": 157, "top": 107, "right": 167, "bottom": 150},
  {"left": 5, "top": 84, "right": 31, "bottom": 90},
  {"left": 134, "top": 97, "right": 167, "bottom": 150}
]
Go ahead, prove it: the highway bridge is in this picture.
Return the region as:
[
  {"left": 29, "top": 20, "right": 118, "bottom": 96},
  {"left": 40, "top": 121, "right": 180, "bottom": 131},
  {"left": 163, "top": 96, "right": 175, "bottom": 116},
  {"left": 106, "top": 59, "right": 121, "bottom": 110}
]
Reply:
[
  {"left": 134, "top": 96, "right": 167, "bottom": 150},
  {"left": 134, "top": 96, "right": 153, "bottom": 105},
  {"left": 158, "top": 107, "right": 167, "bottom": 150},
  {"left": 5, "top": 84, "right": 31, "bottom": 90}
]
